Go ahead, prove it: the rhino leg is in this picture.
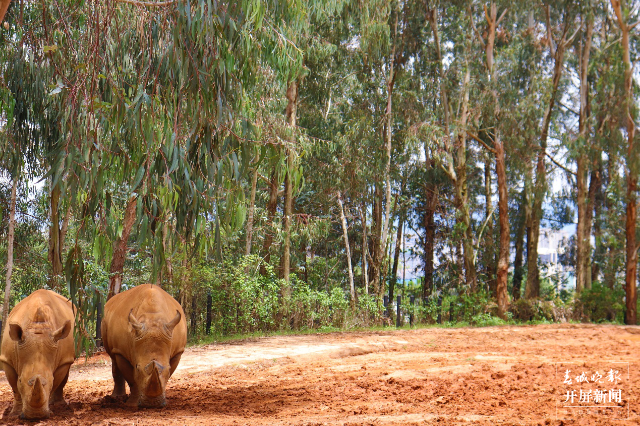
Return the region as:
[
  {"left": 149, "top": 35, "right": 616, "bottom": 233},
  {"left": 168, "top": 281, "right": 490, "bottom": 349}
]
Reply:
[
  {"left": 1, "top": 362, "right": 23, "bottom": 417},
  {"left": 169, "top": 352, "right": 183, "bottom": 378},
  {"left": 125, "top": 386, "right": 141, "bottom": 407},
  {"left": 110, "top": 355, "right": 129, "bottom": 397},
  {"left": 51, "top": 365, "right": 71, "bottom": 405}
]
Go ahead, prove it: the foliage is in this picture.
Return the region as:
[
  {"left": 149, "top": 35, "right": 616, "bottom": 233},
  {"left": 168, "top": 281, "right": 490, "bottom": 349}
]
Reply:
[{"left": 574, "top": 282, "right": 624, "bottom": 323}]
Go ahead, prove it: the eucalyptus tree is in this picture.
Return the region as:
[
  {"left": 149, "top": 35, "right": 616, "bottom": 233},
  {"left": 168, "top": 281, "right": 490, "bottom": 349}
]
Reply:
[
  {"left": 524, "top": 0, "right": 580, "bottom": 299},
  {"left": 573, "top": 6, "right": 594, "bottom": 294},
  {"left": 610, "top": 0, "right": 638, "bottom": 324},
  {"left": 588, "top": 7, "right": 627, "bottom": 290},
  {"left": 0, "top": 0, "right": 315, "bottom": 305}
]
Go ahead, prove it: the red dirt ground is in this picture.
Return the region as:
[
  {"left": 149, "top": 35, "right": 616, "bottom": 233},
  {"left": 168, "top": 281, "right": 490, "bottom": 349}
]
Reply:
[{"left": 1, "top": 324, "right": 640, "bottom": 425}]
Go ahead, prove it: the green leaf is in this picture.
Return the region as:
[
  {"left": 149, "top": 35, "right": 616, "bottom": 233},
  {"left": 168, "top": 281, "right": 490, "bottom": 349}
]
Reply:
[{"left": 132, "top": 164, "right": 146, "bottom": 191}]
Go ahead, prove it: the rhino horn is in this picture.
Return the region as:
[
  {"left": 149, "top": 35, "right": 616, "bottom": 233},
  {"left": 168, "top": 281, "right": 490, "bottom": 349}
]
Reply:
[
  {"left": 164, "top": 310, "right": 181, "bottom": 335},
  {"left": 128, "top": 309, "right": 145, "bottom": 335},
  {"left": 52, "top": 320, "right": 71, "bottom": 342},
  {"left": 34, "top": 307, "right": 46, "bottom": 323},
  {"left": 145, "top": 361, "right": 164, "bottom": 397},
  {"left": 31, "top": 377, "right": 46, "bottom": 408}
]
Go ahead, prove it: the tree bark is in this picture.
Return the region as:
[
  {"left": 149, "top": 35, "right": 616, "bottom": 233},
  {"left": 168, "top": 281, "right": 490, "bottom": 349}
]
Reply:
[
  {"left": 1, "top": 176, "right": 18, "bottom": 344},
  {"left": 245, "top": 167, "right": 258, "bottom": 257},
  {"left": 591, "top": 165, "right": 603, "bottom": 284},
  {"left": 456, "top": 66, "right": 476, "bottom": 292},
  {"left": 575, "top": 16, "right": 593, "bottom": 294},
  {"left": 512, "top": 189, "right": 527, "bottom": 301},
  {"left": 390, "top": 187, "right": 406, "bottom": 303},
  {"left": 612, "top": 0, "right": 637, "bottom": 324},
  {"left": 360, "top": 202, "right": 369, "bottom": 295},
  {"left": 495, "top": 132, "right": 509, "bottom": 319},
  {"left": 423, "top": 167, "right": 437, "bottom": 299},
  {"left": 484, "top": 156, "right": 496, "bottom": 295},
  {"left": 282, "top": 80, "right": 298, "bottom": 287},
  {"left": 48, "top": 184, "right": 64, "bottom": 290},
  {"left": 260, "top": 171, "right": 279, "bottom": 276},
  {"left": 370, "top": 184, "right": 383, "bottom": 294},
  {"left": 337, "top": 192, "right": 356, "bottom": 306},
  {"left": 107, "top": 195, "right": 138, "bottom": 300}
]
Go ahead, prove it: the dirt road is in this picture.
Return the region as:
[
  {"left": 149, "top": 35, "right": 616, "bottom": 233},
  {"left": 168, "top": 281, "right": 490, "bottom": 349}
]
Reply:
[{"left": 1, "top": 324, "right": 639, "bottom": 425}]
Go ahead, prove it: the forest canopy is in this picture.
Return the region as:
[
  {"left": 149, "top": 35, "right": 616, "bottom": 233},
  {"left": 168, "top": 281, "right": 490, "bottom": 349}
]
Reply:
[{"left": 0, "top": 0, "right": 639, "bottom": 346}]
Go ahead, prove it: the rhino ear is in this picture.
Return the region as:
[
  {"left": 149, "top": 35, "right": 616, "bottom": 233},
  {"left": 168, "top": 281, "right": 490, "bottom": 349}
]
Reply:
[
  {"left": 129, "top": 309, "right": 145, "bottom": 335},
  {"left": 164, "top": 310, "right": 181, "bottom": 336},
  {"left": 8, "top": 323, "right": 23, "bottom": 342},
  {"left": 52, "top": 320, "right": 72, "bottom": 342}
]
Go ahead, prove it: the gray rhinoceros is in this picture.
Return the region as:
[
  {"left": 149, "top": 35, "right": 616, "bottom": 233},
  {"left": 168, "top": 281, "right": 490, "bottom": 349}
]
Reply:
[
  {"left": 102, "top": 284, "right": 187, "bottom": 408},
  {"left": 0, "top": 289, "right": 75, "bottom": 419}
]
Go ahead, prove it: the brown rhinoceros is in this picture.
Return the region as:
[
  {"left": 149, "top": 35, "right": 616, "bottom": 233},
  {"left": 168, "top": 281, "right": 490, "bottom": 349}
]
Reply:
[
  {"left": 0, "top": 289, "right": 75, "bottom": 419},
  {"left": 102, "top": 284, "right": 186, "bottom": 408}
]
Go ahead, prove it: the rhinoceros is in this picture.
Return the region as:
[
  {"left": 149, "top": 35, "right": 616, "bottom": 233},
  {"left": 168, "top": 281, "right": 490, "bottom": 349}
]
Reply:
[
  {"left": 0, "top": 289, "right": 75, "bottom": 419},
  {"left": 102, "top": 284, "right": 187, "bottom": 408}
]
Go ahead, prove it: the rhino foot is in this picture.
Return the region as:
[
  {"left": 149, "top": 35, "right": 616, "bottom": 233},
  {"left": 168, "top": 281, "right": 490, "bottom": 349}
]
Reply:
[
  {"left": 7, "top": 402, "right": 22, "bottom": 418},
  {"left": 125, "top": 395, "right": 140, "bottom": 407},
  {"left": 102, "top": 394, "right": 128, "bottom": 405}
]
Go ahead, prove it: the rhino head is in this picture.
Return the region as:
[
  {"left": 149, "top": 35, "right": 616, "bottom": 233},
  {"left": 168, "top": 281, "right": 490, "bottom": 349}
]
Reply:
[
  {"left": 128, "top": 309, "right": 181, "bottom": 408},
  {"left": 9, "top": 308, "right": 72, "bottom": 419}
]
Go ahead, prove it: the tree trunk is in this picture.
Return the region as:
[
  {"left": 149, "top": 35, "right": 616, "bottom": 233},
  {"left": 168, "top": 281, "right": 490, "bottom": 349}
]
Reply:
[
  {"left": 360, "top": 202, "right": 369, "bottom": 295},
  {"left": 245, "top": 167, "right": 258, "bottom": 257},
  {"left": 162, "top": 220, "right": 173, "bottom": 287},
  {"left": 484, "top": 156, "right": 496, "bottom": 295},
  {"left": 591, "top": 166, "right": 603, "bottom": 284},
  {"left": 456, "top": 66, "right": 476, "bottom": 292},
  {"left": 1, "top": 176, "right": 18, "bottom": 344},
  {"left": 260, "top": 171, "right": 279, "bottom": 276},
  {"left": 390, "top": 201, "right": 406, "bottom": 304},
  {"left": 376, "top": 14, "right": 398, "bottom": 300},
  {"left": 495, "top": 132, "right": 509, "bottom": 319},
  {"left": 423, "top": 169, "right": 437, "bottom": 299},
  {"left": 107, "top": 196, "right": 138, "bottom": 300},
  {"left": 512, "top": 189, "right": 527, "bottom": 301},
  {"left": 370, "top": 184, "right": 383, "bottom": 294},
  {"left": 575, "top": 17, "right": 593, "bottom": 294},
  {"left": 612, "top": 0, "right": 638, "bottom": 324},
  {"left": 429, "top": 4, "right": 475, "bottom": 290},
  {"left": 48, "top": 184, "right": 64, "bottom": 290},
  {"left": 337, "top": 192, "right": 356, "bottom": 306},
  {"left": 0, "top": 0, "right": 9, "bottom": 24},
  {"left": 282, "top": 80, "right": 298, "bottom": 287},
  {"left": 525, "top": 17, "right": 568, "bottom": 299}
]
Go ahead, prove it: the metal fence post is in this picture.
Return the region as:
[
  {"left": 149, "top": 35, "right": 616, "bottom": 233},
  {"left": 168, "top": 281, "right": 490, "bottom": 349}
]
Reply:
[
  {"left": 409, "top": 295, "right": 415, "bottom": 327},
  {"left": 383, "top": 295, "right": 389, "bottom": 320},
  {"left": 206, "top": 292, "right": 212, "bottom": 335}
]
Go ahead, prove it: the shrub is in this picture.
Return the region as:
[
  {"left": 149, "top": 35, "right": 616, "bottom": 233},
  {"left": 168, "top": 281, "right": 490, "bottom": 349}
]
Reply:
[{"left": 574, "top": 282, "right": 623, "bottom": 323}]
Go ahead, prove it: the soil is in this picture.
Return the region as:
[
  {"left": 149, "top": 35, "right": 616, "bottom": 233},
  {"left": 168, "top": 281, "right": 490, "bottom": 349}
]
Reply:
[{"left": 2, "top": 324, "right": 640, "bottom": 425}]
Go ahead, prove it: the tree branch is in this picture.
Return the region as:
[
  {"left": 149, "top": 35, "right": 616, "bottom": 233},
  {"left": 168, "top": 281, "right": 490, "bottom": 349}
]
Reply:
[
  {"left": 115, "top": 0, "right": 176, "bottom": 6},
  {"left": 565, "top": 21, "right": 584, "bottom": 46},
  {"left": 496, "top": 8, "right": 508, "bottom": 26},
  {"left": 470, "top": 6, "right": 486, "bottom": 47},
  {"left": 467, "top": 131, "right": 496, "bottom": 154},
  {"left": 546, "top": 152, "right": 576, "bottom": 176}
]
